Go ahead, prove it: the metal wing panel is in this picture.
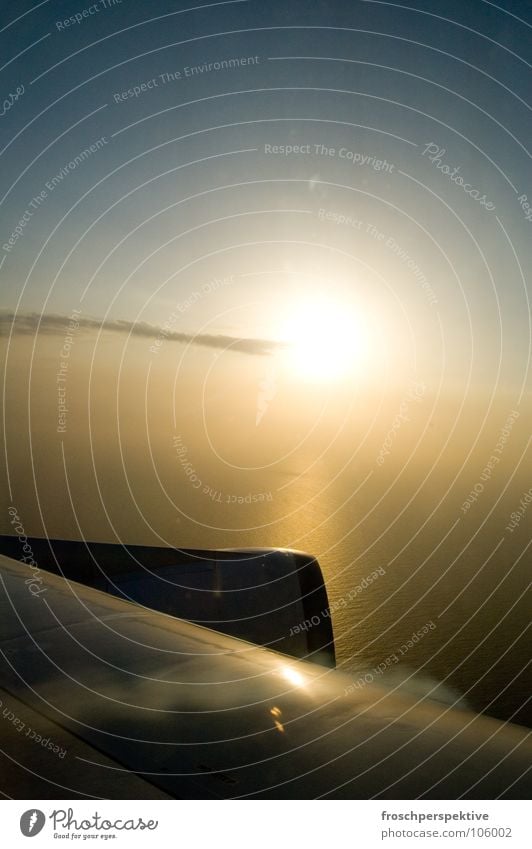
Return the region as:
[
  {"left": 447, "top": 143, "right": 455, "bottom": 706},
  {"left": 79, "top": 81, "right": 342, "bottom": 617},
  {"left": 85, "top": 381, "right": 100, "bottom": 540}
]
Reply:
[{"left": 1, "top": 555, "right": 530, "bottom": 799}]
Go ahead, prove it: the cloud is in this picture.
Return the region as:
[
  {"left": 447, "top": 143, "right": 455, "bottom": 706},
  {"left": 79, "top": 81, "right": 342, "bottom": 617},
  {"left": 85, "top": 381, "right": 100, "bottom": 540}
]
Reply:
[{"left": 0, "top": 311, "right": 279, "bottom": 356}]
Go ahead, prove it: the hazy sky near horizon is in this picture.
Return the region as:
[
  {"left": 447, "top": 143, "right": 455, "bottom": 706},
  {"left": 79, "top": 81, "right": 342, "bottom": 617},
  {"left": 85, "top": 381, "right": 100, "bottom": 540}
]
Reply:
[{"left": 1, "top": 0, "right": 530, "bottom": 551}]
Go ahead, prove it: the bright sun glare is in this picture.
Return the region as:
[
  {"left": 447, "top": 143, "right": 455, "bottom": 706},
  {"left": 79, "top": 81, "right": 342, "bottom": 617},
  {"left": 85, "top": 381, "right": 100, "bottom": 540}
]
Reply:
[{"left": 280, "top": 298, "right": 369, "bottom": 383}]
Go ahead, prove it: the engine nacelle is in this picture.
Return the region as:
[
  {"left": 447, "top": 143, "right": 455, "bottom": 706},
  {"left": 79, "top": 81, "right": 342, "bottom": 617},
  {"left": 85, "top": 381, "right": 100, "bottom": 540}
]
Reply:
[{"left": 0, "top": 536, "right": 335, "bottom": 667}]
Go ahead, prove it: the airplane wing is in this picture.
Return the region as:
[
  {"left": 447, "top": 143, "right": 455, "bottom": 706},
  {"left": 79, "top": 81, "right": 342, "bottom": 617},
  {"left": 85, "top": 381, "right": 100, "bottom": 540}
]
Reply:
[{"left": 0, "top": 553, "right": 530, "bottom": 799}]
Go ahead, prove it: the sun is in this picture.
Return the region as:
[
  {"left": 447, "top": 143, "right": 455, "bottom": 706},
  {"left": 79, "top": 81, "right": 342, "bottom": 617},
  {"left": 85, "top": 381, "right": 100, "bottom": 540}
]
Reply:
[{"left": 279, "top": 297, "right": 370, "bottom": 383}]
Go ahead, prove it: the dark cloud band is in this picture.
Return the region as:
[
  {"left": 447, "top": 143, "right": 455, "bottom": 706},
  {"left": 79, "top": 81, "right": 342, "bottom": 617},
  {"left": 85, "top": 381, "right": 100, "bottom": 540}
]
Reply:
[{"left": 0, "top": 311, "right": 278, "bottom": 356}]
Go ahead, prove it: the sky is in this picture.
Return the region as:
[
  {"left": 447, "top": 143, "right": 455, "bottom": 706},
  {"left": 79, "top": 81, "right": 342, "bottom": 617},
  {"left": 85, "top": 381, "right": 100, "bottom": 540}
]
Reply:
[{"left": 0, "top": 0, "right": 530, "bottom": 550}]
